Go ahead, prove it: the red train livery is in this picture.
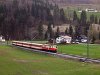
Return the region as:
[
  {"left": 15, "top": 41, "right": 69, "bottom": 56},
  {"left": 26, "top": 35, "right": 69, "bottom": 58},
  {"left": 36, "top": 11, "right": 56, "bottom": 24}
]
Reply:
[{"left": 12, "top": 41, "right": 57, "bottom": 53}]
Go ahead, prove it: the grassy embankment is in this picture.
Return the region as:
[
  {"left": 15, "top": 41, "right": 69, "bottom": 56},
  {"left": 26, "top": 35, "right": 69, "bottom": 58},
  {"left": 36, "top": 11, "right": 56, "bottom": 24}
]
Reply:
[
  {"left": 58, "top": 44, "right": 100, "bottom": 59},
  {"left": 0, "top": 45, "right": 100, "bottom": 75}
]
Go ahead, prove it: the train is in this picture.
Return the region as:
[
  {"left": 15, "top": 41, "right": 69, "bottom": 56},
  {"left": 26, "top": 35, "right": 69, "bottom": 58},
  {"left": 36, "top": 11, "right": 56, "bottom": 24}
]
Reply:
[{"left": 12, "top": 41, "right": 57, "bottom": 53}]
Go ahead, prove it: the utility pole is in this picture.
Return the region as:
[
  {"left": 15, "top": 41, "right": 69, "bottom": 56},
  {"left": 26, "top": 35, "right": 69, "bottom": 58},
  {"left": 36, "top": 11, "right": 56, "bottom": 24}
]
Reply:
[{"left": 86, "top": 30, "right": 89, "bottom": 60}]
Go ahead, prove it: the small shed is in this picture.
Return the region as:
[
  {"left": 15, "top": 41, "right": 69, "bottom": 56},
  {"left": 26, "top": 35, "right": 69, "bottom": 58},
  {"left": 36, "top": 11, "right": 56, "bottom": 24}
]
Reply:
[{"left": 56, "top": 35, "right": 72, "bottom": 44}]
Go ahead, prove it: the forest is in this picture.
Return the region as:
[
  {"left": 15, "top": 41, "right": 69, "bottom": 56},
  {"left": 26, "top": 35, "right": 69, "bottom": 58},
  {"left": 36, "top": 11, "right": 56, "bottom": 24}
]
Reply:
[
  {"left": 0, "top": 0, "right": 100, "bottom": 42},
  {"left": 0, "top": 0, "right": 67, "bottom": 40}
]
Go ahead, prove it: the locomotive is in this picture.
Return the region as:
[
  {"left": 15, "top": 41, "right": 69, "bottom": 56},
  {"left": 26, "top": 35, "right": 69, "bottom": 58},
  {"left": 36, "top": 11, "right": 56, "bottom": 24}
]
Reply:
[{"left": 12, "top": 41, "right": 57, "bottom": 53}]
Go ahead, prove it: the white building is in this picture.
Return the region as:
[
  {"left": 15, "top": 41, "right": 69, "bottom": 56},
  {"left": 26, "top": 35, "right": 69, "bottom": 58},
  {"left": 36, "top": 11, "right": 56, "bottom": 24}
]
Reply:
[
  {"left": 78, "top": 8, "right": 98, "bottom": 12},
  {"left": 85, "top": 8, "right": 98, "bottom": 12},
  {"left": 56, "top": 35, "right": 72, "bottom": 44},
  {"left": 0, "top": 35, "right": 5, "bottom": 42}
]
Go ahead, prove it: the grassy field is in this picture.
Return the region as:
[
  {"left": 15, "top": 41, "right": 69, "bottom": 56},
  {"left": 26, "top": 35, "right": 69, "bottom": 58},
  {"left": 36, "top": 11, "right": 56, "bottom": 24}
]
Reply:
[
  {"left": 58, "top": 44, "right": 100, "bottom": 59},
  {"left": 64, "top": 7, "right": 100, "bottom": 20},
  {"left": 77, "top": 12, "right": 100, "bottom": 20},
  {"left": 0, "top": 45, "right": 100, "bottom": 75}
]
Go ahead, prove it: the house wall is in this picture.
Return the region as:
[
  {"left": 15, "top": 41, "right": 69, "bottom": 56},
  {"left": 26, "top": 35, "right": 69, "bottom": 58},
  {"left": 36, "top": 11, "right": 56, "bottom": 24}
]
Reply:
[{"left": 56, "top": 36, "right": 72, "bottom": 44}]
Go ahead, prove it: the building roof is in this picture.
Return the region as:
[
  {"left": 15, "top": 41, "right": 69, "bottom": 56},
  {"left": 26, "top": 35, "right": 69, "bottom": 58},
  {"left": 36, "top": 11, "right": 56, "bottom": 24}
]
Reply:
[{"left": 61, "top": 36, "right": 71, "bottom": 38}]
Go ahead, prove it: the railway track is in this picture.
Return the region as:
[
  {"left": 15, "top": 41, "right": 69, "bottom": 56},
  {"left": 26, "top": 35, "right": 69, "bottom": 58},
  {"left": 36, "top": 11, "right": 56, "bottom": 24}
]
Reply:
[{"left": 13, "top": 46, "right": 100, "bottom": 64}]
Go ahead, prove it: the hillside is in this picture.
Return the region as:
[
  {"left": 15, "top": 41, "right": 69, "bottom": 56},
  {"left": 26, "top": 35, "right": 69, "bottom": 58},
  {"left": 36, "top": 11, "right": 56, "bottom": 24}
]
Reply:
[
  {"left": 0, "top": 0, "right": 100, "bottom": 40},
  {"left": 0, "top": 0, "right": 68, "bottom": 40}
]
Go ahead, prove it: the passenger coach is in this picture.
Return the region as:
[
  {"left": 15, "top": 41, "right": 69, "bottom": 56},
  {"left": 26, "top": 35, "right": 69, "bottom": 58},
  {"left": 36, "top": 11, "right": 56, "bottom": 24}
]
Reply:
[{"left": 12, "top": 41, "right": 57, "bottom": 53}]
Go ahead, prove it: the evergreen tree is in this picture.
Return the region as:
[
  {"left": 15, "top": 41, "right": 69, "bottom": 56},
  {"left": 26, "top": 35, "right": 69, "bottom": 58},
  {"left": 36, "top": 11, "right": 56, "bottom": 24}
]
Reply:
[
  {"left": 12, "top": 0, "right": 19, "bottom": 9},
  {"left": 31, "top": 2, "right": 35, "bottom": 17},
  {"left": 99, "top": 18, "right": 100, "bottom": 25},
  {"left": 69, "top": 25, "right": 73, "bottom": 36},
  {"left": 44, "top": 31, "right": 48, "bottom": 39},
  {"left": 65, "top": 27, "right": 68, "bottom": 35},
  {"left": 80, "top": 10, "right": 87, "bottom": 26},
  {"left": 47, "top": 22, "right": 53, "bottom": 38},
  {"left": 75, "top": 26, "right": 80, "bottom": 38},
  {"left": 60, "top": 8, "right": 66, "bottom": 23},
  {"left": 38, "top": 21, "right": 43, "bottom": 39},
  {"left": 46, "top": 8, "right": 53, "bottom": 24},
  {"left": 95, "top": 16, "right": 98, "bottom": 24},
  {"left": 90, "top": 14, "right": 94, "bottom": 24},
  {"left": 55, "top": 27, "right": 60, "bottom": 38},
  {"left": 73, "top": 11, "right": 78, "bottom": 21},
  {"left": 53, "top": 4, "right": 60, "bottom": 25},
  {"left": 0, "top": 5, "right": 7, "bottom": 38},
  {"left": 0, "top": 5, "right": 6, "bottom": 32},
  {"left": 99, "top": 32, "right": 100, "bottom": 40},
  {"left": 92, "top": 36, "right": 96, "bottom": 44}
]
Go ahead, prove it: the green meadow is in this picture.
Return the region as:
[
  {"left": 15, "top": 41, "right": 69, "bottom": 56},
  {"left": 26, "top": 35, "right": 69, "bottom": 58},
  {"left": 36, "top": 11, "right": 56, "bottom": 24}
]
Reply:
[
  {"left": 0, "top": 45, "right": 100, "bottom": 75},
  {"left": 58, "top": 44, "right": 100, "bottom": 59}
]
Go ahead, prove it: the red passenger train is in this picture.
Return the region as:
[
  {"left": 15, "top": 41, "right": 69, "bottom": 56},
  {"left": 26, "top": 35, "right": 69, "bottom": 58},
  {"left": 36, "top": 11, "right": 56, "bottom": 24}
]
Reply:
[{"left": 12, "top": 41, "right": 57, "bottom": 53}]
